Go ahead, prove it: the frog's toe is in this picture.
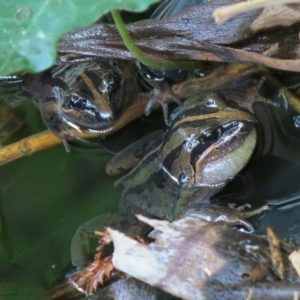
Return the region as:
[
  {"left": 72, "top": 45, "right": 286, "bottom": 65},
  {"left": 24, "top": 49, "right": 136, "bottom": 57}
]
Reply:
[
  {"left": 144, "top": 94, "right": 182, "bottom": 125},
  {"left": 144, "top": 98, "right": 171, "bottom": 125},
  {"left": 70, "top": 213, "right": 126, "bottom": 268}
]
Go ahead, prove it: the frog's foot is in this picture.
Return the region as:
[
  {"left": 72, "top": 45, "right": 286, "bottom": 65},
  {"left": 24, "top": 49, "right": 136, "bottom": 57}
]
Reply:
[
  {"left": 181, "top": 204, "right": 272, "bottom": 232},
  {"left": 262, "top": 73, "right": 300, "bottom": 114},
  {"left": 246, "top": 77, "right": 280, "bottom": 112},
  {"left": 70, "top": 213, "right": 126, "bottom": 269},
  {"left": 237, "top": 204, "right": 272, "bottom": 218},
  {"left": 144, "top": 82, "right": 182, "bottom": 125},
  {"left": 222, "top": 77, "right": 280, "bottom": 114}
]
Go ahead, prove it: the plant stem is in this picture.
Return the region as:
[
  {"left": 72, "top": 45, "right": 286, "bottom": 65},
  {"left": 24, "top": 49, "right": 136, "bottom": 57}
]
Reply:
[{"left": 111, "top": 10, "right": 202, "bottom": 71}]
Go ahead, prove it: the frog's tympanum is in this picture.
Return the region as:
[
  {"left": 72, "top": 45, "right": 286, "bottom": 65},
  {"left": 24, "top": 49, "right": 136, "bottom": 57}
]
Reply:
[
  {"left": 71, "top": 92, "right": 270, "bottom": 269},
  {"left": 22, "top": 61, "right": 138, "bottom": 147}
]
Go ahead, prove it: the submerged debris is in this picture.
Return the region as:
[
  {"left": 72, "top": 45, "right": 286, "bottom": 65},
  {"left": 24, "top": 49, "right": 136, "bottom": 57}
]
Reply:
[
  {"left": 50, "top": 214, "right": 300, "bottom": 300},
  {"left": 108, "top": 215, "right": 300, "bottom": 300},
  {"left": 68, "top": 230, "right": 123, "bottom": 296},
  {"left": 267, "top": 227, "right": 285, "bottom": 280}
]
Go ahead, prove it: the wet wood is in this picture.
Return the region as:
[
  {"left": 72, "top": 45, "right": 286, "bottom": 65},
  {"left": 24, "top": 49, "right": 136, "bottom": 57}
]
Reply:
[
  {"left": 109, "top": 215, "right": 300, "bottom": 300},
  {"left": 58, "top": 0, "right": 300, "bottom": 71},
  {"left": 214, "top": 0, "right": 300, "bottom": 24},
  {"left": 49, "top": 215, "right": 300, "bottom": 300}
]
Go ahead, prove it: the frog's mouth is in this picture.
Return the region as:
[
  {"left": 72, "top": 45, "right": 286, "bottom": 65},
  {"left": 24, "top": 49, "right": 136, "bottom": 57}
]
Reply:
[{"left": 61, "top": 106, "right": 115, "bottom": 130}]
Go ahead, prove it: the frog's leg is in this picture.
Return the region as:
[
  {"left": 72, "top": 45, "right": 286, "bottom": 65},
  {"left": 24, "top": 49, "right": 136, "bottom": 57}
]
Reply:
[
  {"left": 144, "top": 82, "right": 182, "bottom": 125},
  {"left": 71, "top": 213, "right": 126, "bottom": 269},
  {"left": 36, "top": 96, "right": 73, "bottom": 152},
  {"left": 137, "top": 62, "right": 182, "bottom": 125},
  {"left": 177, "top": 203, "right": 271, "bottom": 232},
  {"left": 219, "top": 77, "right": 280, "bottom": 114},
  {"left": 118, "top": 188, "right": 178, "bottom": 227},
  {"left": 106, "top": 129, "right": 165, "bottom": 176},
  {"left": 22, "top": 76, "right": 73, "bottom": 151},
  {"left": 263, "top": 73, "right": 300, "bottom": 114}
]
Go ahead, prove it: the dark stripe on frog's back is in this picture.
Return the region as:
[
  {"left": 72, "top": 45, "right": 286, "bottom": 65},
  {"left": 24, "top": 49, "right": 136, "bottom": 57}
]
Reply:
[
  {"left": 52, "top": 63, "right": 104, "bottom": 85},
  {"left": 76, "top": 69, "right": 121, "bottom": 98},
  {"left": 114, "top": 136, "right": 169, "bottom": 193},
  {"left": 22, "top": 70, "right": 68, "bottom": 103},
  {"left": 167, "top": 118, "right": 216, "bottom": 138},
  {"left": 40, "top": 70, "right": 69, "bottom": 91},
  {"left": 75, "top": 70, "right": 103, "bottom": 98},
  {"left": 171, "top": 102, "right": 220, "bottom": 124},
  {"left": 119, "top": 169, "right": 179, "bottom": 220},
  {"left": 122, "top": 169, "right": 177, "bottom": 201},
  {"left": 106, "top": 130, "right": 165, "bottom": 176}
]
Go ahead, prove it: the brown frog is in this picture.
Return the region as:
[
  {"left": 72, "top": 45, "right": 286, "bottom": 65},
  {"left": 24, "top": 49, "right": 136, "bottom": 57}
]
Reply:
[{"left": 22, "top": 61, "right": 139, "bottom": 150}]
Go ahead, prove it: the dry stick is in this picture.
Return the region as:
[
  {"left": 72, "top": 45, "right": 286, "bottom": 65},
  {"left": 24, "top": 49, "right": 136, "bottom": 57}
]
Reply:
[
  {"left": 0, "top": 131, "right": 61, "bottom": 166},
  {"left": 214, "top": 0, "right": 300, "bottom": 24}
]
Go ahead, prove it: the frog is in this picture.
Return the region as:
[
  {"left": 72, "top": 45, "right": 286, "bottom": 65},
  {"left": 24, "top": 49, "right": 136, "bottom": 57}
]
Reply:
[
  {"left": 70, "top": 90, "right": 272, "bottom": 269},
  {"left": 21, "top": 60, "right": 139, "bottom": 150}
]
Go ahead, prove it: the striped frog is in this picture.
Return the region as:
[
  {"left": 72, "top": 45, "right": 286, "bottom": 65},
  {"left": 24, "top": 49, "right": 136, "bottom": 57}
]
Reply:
[
  {"left": 22, "top": 61, "right": 139, "bottom": 149},
  {"left": 71, "top": 91, "right": 270, "bottom": 268}
]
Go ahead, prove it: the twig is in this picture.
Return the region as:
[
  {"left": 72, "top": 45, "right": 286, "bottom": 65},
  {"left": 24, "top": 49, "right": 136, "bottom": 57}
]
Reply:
[
  {"left": 0, "top": 130, "right": 61, "bottom": 166},
  {"left": 214, "top": 0, "right": 300, "bottom": 24}
]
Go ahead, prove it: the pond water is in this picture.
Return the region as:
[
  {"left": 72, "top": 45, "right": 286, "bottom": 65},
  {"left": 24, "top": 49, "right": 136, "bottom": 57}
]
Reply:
[
  {"left": 1, "top": 79, "right": 300, "bottom": 300},
  {"left": 0, "top": 141, "right": 118, "bottom": 299},
  {"left": 0, "top": 101, "right": 165, "bottom": 299}
]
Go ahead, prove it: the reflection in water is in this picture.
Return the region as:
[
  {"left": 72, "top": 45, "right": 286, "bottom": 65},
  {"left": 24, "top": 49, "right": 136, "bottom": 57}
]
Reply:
[{"left": 214, "top": 98, "right": 300, "bottom": 242}]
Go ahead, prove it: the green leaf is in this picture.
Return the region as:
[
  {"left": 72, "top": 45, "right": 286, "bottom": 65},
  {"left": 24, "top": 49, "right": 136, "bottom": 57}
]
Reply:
[{"left": 0, "top": 0, "right": 159, "bottom": 75}]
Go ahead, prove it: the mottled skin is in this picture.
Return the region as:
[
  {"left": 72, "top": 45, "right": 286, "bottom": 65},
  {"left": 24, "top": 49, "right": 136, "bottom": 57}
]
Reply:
[{"left": 70, "top": 93, "right": 271, "bottom": 268}]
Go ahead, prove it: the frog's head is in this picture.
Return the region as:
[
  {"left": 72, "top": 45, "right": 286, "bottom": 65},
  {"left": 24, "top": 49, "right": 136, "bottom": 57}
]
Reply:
[
  {"left": 161, "top": 94, "right": 257, "bottom": 188},
  {"left": 59, "top": 69, "right": 132, "bottom": 130}
]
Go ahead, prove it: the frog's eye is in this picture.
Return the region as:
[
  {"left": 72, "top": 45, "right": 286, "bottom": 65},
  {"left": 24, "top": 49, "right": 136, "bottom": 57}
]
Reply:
[
  {"left": 100, "top": 73, "right": 121, "bottom": 94},
  {"left": 107, "top": 76, "right": 121, "bottom": 93},
  {"left": 70, "top": 94, "right": 87, "bottom": 111},
  {"left": 205, "top": 98, "right": 218, "bottom": 108},
  {"left": 202, "top": 128, "right": 222, "bottom": 143}
]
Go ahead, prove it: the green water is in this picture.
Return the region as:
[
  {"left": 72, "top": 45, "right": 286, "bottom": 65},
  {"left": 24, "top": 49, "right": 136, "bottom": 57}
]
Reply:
[{"left": 0, "top": 140, "right": 119, "bottom": 299}]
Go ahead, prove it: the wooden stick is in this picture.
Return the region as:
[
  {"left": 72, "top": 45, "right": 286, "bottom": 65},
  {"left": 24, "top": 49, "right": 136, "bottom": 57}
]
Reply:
[{"left": 214, "top": 0, "right": 300, "bottom": 24}]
